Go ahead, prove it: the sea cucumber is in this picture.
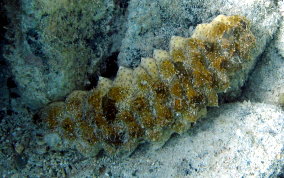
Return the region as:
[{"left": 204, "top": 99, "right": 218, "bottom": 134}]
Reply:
[{"left": 40, "top": 15, "right": 256, "bottom": 157}]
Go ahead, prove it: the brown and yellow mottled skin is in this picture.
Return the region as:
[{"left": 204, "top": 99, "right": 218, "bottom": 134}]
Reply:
[{"left": 40, "top": 15, "right": 256, "bottom": 157}]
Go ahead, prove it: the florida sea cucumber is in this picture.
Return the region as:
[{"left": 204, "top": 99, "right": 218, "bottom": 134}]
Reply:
[{"left": 40, "top": 15, "right": 256, "bottom": 157}]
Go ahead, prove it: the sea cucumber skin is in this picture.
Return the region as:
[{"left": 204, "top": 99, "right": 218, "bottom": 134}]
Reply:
[{"left": 40, "top": 15, "right": 256, "bottom": 157}]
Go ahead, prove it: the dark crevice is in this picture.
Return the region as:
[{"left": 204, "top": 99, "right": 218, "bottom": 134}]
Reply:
[
  {"left": 26, "top": 29, "right": 45, "bottom": 58},
  {"left": 7, "top": 77, "right": 17, "bottom": 88},
  {"left": 85, "top": 73, "right": 99, "bottom": 90},
  {"left": 0, "top": 110, "right": 5, "bottom": 122},
  {"left": 7, "top": 76, "right": 21, "bottom": 100},
  {"left": 32, "top": 113, "right": 42, "bottom": 124},
  {"left": 0, "top": 1, "right": 9, "bottom": 46},
  {"left": 85, "top": 52, "right": 119, "bottom": 90},
  {"left": 115, "top": 0, "right": 129, "bottom": 9},
  {"left": 114, "top": 0, "right": 130, "bottom": 16},
  {"left": 10, "top": 92, "right": 20, "bottom": 98},
  {"left": 95, "top": 149, "right": 107, "bottom": 159},
  {"left": 100, "top": 52, "right": 119, "bottom": 79},
  {"left": 85, "top": 32, "right": 104, "bottom": 52},
  {"left": 6, "top": 109, "right": 13, "bottom": 116},
  {"left": 129, "top": 142, "right": 150, "bottom": 157}
]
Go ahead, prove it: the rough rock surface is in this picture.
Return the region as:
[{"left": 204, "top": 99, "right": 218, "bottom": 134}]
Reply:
[
  {"left": 276, "top": 1, "right": 284, "bottom": 58},
  {"left": 242, "top": 41, "right": 284, "bottom": 106},
  {"left": 4, "top": 0, "right": 127, "bottom": 109}
]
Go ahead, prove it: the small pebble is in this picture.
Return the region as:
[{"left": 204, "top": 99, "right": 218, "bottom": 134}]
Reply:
[
  {"left": 14, "top": 154, "right": 28, "bottom": 170},
  {"left": 10, "top": 173, "right": 20, "bottom": 178},
  {"left": 36, "top": 145, "right": 47, "bottom": 155},
  {"left": 15, "top": 143, "right": 24, "bottom": 154},
  {"left": 278, "top": 93, "right": 284, "bottom": 108},
  {"left": 36, "top": 137, "right": 46, "bottom": 146},
  {"left": 44, "top": 133, "right": 61, "bottom": 148}
]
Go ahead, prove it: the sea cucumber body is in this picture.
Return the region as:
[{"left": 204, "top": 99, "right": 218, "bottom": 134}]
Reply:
[{"left": 40, "top": 15, "right": 256, "bottom": 157}]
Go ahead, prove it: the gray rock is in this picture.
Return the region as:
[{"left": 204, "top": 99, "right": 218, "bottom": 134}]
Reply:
[
  {"left": 44, "top": 133, "right": 61, "bottom": 148},
  {"left": 4, "top": 0, "right": 125, "bottom": 109},
  {"left": 118, "top": 0, "right": 211, "bottom": 67},
  {"left": 276, "top": 1, "right": 284, "bottom": 58},
  {"left": 14, "top": 143, "right": 24, "bottom": 154},
  {"left": 242, "top": 40, "right": 284, "bottom": 106}
]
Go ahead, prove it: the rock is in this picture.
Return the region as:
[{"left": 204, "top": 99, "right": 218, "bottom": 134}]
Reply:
[
  {"left": 279, "top": 93, "right": 284, "bottom": 108},
  {"left": 14, "top": 154, "right": 28, "bottom": 170},
  {"left": 242, "top": 38, "right": 284, "bottom": 106},
  {"left": 44, "top": 133, "right": 61, "bottom": 148},
  {"left": 3, "top": 0, "right": 125, "bottom": 109},
  {"left": 10, "top": 173, "right": 20, "bottom": 178},
  {"left": 276, "top": 1, "right": 284, "bottom": 58},
  {"left": 14, "top": 143, "right": 24, "bottom": 154},
  {"left": 276, "top": 21, "right": 284, "bottom": 58},
  {"left": 35, "top": 145, "right": 47, "bottom": 155}
]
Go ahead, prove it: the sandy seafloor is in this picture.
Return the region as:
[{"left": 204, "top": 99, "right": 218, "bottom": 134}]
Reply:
[{"left": 1, "top": 0, "right": 284, "bottom": 177}]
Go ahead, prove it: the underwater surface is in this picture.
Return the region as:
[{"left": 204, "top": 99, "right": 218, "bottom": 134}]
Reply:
[{"left": 0, "top": 0, "right": 284, "bottom": 177}]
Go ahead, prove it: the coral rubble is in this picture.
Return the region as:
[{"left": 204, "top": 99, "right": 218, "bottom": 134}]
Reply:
[{"left": 40, "top": 15, "right": 256, "bottom": 157}]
